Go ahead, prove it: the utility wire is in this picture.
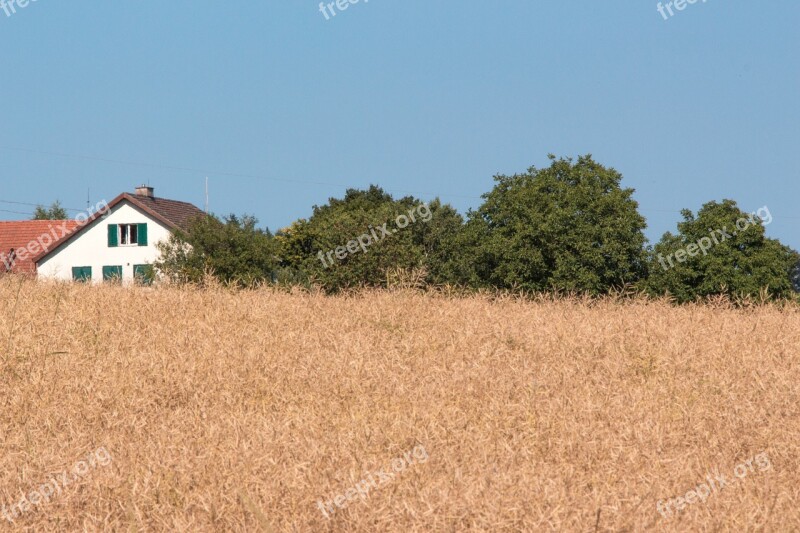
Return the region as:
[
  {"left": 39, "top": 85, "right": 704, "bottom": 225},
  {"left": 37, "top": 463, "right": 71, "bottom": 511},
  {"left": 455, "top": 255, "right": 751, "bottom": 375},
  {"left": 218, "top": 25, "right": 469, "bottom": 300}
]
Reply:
[
  {"left": 2, "top": 145, "right": 799, "bottom": 219},
  {"left": 0, "top": 208, "right": 35, "bottom": 217},
  {"left": 0, "top": 145, "right": 484, "bottom": 201},
  {"left": 0, "top": 199, "right": 86, "bottom": 213}
]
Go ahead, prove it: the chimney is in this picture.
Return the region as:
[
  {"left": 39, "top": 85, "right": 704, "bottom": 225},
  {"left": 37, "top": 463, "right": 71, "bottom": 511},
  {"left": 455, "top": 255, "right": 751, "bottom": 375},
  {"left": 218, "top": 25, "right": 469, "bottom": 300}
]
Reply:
[{"left": 135, "top": 185, "right": 154, "bottom": 198}]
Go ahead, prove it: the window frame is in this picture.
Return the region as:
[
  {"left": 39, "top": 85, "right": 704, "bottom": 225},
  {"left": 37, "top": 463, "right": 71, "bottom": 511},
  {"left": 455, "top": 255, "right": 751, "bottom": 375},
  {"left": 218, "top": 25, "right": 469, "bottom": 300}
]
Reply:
[{"left": 119, "top": 224, "right": 139, "bottom": 246}]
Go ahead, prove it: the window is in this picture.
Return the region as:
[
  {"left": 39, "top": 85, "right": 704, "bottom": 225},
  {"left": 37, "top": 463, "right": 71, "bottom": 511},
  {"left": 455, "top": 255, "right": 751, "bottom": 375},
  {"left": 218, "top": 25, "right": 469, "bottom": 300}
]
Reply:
[
  {"left": 120, "top": 224, "right": 138, "bottom": 245},
  {"left": 108, "top": 223, "right": 148, "bottom": 247},
  {"left": 102, "top": 265, "right": 123, "bottom": 283},
  {"left": 72, "top": 266, "right": 92, "bottom": 282},
  {"left": 133, "top": 264, "right": 154, "bottom": 285}
]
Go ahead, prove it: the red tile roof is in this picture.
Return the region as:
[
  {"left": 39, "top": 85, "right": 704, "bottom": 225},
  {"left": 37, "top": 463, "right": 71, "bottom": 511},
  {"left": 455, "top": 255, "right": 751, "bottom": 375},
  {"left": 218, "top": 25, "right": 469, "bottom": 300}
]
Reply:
[{"left": 0, "top": 220, "right": 80, "bottom": 274}]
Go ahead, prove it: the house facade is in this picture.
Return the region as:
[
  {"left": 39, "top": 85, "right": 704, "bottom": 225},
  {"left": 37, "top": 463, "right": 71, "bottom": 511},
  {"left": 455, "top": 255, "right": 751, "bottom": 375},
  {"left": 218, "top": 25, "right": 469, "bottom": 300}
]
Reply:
[{"left": 1, "top": 186, "right": 204, "bottom": 284}]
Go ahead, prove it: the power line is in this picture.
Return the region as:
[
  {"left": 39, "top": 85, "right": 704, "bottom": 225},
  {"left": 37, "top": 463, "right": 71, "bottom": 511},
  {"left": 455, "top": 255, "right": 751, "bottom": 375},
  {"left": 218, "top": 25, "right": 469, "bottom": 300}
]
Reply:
[
  {"left": 1, "top": 145, "right": 799, "bottom": 220},
  {"left": 0, "top": 208, "right": 34, "bottom": 217},
  {"left": 0, "top": 199, "right": 86, "bottom": 213},
  {"left": 0, "top": 145, "right": 484, "bottom": 201}
]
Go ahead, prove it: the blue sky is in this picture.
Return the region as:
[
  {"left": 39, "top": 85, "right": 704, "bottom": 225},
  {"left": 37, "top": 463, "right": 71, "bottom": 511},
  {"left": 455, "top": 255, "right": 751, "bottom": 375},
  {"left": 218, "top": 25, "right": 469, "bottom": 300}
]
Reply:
[{"left": 1, "top": 1, "right": 798, "bottom": 248}]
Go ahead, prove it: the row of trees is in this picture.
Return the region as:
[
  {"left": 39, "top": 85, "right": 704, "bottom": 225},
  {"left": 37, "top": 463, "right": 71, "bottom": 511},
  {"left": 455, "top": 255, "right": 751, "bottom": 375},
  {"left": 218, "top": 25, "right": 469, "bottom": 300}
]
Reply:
[{"left": 151, "top": 154, "right": 799, "bottom": 301}]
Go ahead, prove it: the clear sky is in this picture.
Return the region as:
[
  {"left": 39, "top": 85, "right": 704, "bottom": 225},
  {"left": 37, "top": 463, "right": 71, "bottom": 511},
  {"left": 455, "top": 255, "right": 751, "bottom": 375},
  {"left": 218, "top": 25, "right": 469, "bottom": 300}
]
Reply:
[{"left": 1, "top": 1, "right": 798, "bottom": 248}]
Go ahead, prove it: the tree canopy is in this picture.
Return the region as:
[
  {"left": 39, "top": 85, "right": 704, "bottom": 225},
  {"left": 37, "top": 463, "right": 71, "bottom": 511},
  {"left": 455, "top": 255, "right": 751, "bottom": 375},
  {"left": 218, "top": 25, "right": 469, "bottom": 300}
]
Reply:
[
  {"left": 645, "top": 200, "right": 799, "bottom": 302},
  {"left": 146, "top": 156, "right": 799, "bottom": 302},
  {"left": 445, "top": 155, "right": 648, "bottom": 294},
  {"left": 275, "top": 185, "right": 463, "bottom": 292},
  {"left": 33, "top": 201, "right": 68, "bottom": 220},
  {"left": 155, "top": 214, "right": 278, "bottom": 287}
]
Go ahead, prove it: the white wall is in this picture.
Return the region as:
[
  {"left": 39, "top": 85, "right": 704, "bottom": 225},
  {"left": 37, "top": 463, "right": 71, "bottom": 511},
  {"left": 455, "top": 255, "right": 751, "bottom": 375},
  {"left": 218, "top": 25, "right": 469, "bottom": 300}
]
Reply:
[{"left": 37, "top": 201, "right": 173, "bottom": 284}]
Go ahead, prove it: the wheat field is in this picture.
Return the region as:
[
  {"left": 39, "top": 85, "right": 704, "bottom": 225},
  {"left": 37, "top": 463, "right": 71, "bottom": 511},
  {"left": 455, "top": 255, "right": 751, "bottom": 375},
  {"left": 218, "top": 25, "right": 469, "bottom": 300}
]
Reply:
[{"left": 0, "top": 276, "right": 798, "bottom": 532}]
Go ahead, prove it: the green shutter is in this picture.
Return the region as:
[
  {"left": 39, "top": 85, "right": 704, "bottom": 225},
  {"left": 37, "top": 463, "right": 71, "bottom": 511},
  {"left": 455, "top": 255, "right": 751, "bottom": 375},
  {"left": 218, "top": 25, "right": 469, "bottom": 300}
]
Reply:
[
  {"left": 102, "top": 265, "right": 123, "bottom": 282},
  {"left": 138, "top": 223, "right": 148, "bottom": 246},
  {"left": 134, "top": 264, "right": 154, "bottom": 285},
  {"left": 108, "top": 224, "right": 118, "bottom": 247},
  {"left": 72, "top": 266, "right": 92, "bottom": 282}
]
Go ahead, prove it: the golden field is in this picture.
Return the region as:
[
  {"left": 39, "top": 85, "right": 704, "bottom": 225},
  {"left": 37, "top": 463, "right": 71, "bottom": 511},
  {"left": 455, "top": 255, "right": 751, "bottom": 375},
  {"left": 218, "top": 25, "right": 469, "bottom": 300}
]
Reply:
[{"left": 1, "top": 276, "right": 799, "bottom": 532}]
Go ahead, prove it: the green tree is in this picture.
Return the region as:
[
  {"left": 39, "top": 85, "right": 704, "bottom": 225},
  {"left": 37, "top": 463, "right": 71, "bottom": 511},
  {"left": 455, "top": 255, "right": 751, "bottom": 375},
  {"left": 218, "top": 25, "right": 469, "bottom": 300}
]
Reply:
[
  {"left": 33, "top": 201, "right": 69, "bottom": 220},
  {"left": 275, "top": 186, "right": 462, "bottom": 292},
  {"left": 446, "top": 155, "right": 648, "bottom": 294},
  {"left": 155, "top": 214, "right": 278, "bottom": 287},
  {"left": 645, "top": 200, "right": 799, "bottom": 302}
]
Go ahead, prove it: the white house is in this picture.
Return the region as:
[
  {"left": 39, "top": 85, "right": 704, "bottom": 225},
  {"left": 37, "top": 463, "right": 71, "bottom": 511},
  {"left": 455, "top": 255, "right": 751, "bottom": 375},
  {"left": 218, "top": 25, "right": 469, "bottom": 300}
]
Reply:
[{"left": 33, "top": 186, "right": 205, "bottom": 284}]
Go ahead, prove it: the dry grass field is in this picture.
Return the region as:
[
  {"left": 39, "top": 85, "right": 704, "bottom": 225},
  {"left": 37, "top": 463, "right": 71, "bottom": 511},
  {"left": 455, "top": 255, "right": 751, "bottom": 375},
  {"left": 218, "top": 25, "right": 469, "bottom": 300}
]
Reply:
[{"left": 1, "top": 276, "right": 799, "bottom": 532}]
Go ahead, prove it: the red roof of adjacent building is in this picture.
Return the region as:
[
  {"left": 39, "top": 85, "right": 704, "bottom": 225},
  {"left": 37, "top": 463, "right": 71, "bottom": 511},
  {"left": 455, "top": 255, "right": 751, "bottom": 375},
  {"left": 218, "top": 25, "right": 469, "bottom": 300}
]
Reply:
[{"left": 0, "top": 220, "right": 80, "bottom": 274}]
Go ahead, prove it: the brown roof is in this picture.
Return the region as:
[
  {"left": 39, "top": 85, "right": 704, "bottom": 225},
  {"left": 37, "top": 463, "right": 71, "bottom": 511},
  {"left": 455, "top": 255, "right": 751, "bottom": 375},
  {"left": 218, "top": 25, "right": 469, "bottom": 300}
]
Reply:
[
  {"left": 120, "top": 193, "right": 206, "bottom": 231},
  {"left": 0, "top": 220, "right": 81, "bottom": 274}
]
